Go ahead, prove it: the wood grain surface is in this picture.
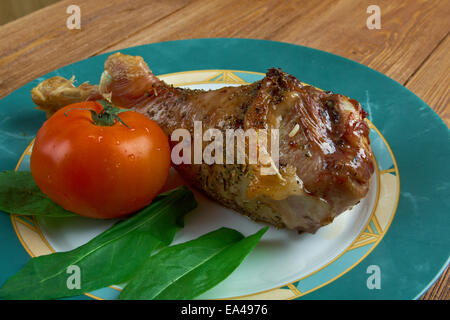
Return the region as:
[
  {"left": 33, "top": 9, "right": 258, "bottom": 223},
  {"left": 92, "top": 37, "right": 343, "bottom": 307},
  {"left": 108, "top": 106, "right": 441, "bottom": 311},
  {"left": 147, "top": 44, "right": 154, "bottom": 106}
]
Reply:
[
  {"left": 0, "top": 0, "right": 60, "bottom": 25},
  {"left": 0, "top": 0, "right": 448, "bottom": 299}
]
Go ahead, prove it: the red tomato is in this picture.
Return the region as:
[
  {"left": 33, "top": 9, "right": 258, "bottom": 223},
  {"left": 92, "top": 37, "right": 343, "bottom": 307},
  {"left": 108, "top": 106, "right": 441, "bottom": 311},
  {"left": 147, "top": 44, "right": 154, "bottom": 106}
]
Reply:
[{"left": 30, "top": 101, "right": 171, "bottom": 219}]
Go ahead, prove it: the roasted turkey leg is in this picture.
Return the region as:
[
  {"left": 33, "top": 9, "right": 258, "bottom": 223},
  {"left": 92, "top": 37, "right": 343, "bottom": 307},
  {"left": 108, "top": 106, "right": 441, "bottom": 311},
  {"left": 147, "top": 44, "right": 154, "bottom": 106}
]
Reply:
[{"left": 31, "top": 53, "right": 374, "bottom": 233}]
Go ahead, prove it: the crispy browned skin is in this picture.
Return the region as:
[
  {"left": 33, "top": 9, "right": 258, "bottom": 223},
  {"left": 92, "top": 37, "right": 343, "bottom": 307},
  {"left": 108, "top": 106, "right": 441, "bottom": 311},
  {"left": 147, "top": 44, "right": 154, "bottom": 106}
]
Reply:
[{"left": 32, "top": 53, "right": 374, "bottom": 233}]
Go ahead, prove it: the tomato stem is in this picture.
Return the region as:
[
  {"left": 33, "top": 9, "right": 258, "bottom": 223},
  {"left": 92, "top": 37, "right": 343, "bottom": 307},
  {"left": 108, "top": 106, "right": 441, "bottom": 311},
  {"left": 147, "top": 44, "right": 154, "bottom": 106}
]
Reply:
[
  {"left": 92, "top": 101, "right": 131, "bottom": 128},
  {"left": 64, "top": 101, "right": 130, "bottom": 128}
]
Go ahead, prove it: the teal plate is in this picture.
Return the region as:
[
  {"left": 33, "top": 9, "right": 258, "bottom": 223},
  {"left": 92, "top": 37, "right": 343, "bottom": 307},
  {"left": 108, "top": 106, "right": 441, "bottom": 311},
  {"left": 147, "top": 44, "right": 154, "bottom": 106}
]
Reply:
[{"left": 0, "top": 39, "right": 448, "bottom": 300}]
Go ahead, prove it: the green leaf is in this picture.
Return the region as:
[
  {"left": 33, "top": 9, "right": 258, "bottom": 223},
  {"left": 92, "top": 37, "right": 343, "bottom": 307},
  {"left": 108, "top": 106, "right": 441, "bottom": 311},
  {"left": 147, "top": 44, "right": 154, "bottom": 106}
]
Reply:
[
  {"left": 119, "top": 226, "right": 268, "bottom": 300},
  {"left": 0, "top": 186, "right": 197, "bottom": 300},
  {"left": 0, "top": 171, "right": 76, "bottom": 217}
]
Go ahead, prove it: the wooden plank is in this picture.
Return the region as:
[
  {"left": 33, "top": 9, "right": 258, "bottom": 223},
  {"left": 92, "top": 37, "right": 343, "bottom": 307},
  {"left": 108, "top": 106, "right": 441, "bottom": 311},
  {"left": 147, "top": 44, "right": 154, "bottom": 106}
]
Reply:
[
  {"left": 405, "top": 35, "right": 449, "bottom": 127},
  {"left": 100, "top": 0, "right": 328, "bottom": 52},
  {"left": 0, "top": 0, "right": 191, "bottom": 98},
  {"left": 0, "top": 0, "right": 60, "bottom": 25},
  {"left": 102, "top": 0, "right": 450, "bottom": 85},
  {"left": 420, "top": 266, "right": 449, "bottom": 300},
  {"left": 270, "top": 0, "right": 450, "bottom": 85}
]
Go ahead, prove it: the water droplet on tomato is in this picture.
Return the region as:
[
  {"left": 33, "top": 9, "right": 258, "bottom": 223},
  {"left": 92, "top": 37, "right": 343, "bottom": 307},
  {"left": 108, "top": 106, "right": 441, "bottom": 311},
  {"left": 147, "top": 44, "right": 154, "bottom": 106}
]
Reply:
[
  {"left": 98, "top": 136, "right": 103, "bottom": 143},
  {"left": 115, "top": 162, "right": 121, "bottom": 168},
  {"left": 128, "top": 154, "right": 135, "bottom": 160},
  {"left": 115, "top": 140, "right": 120, "bottom": 145}
]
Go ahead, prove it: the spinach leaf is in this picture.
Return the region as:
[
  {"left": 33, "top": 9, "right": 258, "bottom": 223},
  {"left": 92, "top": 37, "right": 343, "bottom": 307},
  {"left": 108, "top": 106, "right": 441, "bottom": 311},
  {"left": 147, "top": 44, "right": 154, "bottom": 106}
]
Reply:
[
  {"left": 0, "top": 171, "right": 75, "bottom": 217},
  {"left": 0, "top": 186, "right": 197, "bottom": 300},
  {"left": 119, "top": 226, "right": 268, "bottom": 300}
]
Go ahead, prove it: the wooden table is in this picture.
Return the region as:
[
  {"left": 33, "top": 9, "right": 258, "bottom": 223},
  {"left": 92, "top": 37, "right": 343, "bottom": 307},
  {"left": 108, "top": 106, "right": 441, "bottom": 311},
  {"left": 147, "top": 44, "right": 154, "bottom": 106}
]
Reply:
[{"left": 0, "top": 0, "right": 448, "bottom": 300}]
